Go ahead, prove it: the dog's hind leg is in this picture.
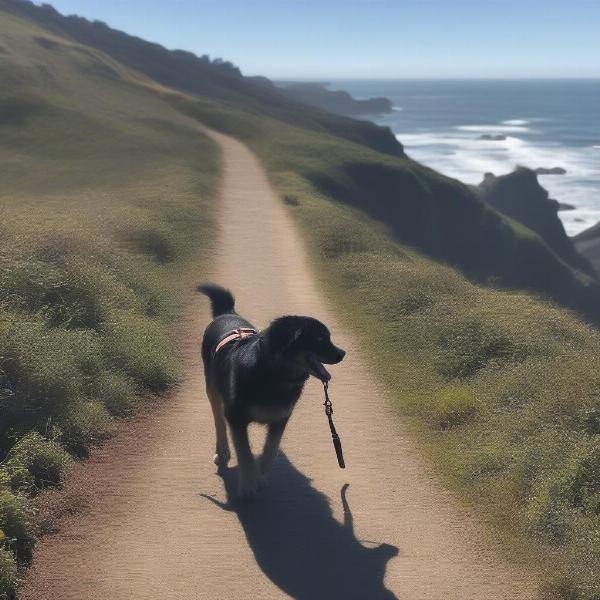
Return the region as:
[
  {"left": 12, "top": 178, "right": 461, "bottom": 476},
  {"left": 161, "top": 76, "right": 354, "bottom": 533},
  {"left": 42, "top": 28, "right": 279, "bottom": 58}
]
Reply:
[
  {"left": 230, "top": 422, "right": 258, "bottom": 497},
  {"left": 206, "top": 384, "right": 230, "bottom": 467},
  {"left": 259, "top": 417, "right": 289, "bottom": 476}
]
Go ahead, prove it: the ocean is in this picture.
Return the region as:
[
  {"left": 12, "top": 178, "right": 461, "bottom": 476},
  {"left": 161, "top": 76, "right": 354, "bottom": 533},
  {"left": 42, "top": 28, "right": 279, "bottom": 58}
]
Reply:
[{"left": 328, "top": 80, "right": 600, "bottom": 236}]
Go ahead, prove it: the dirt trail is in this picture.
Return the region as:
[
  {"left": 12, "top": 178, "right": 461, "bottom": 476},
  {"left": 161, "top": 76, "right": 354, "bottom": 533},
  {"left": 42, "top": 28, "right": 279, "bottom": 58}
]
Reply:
[{"left": 21, "top": 129, "right": 537, "bottom": 599}]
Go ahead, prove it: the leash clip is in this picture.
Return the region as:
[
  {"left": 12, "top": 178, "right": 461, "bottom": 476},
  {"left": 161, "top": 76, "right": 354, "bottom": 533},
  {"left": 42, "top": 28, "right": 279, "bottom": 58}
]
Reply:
[{"left": 323, "top": 381, "right": 333, "bottom": 416}]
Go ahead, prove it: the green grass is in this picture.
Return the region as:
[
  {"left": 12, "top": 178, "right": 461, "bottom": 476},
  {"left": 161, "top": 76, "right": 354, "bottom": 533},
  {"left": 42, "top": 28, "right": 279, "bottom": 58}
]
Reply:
[
  {"left": 0, "top": 546, "right": 17, "bottom": 600},
  {"left": 0, "top": 10, "right": 219, "bottom": 595}
]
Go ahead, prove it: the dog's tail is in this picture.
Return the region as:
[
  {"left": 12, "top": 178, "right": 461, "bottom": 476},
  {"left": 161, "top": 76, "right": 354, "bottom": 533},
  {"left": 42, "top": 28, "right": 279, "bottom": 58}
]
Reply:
[{"left": 197, "top": 283, "right": 236, "bottom": 317}]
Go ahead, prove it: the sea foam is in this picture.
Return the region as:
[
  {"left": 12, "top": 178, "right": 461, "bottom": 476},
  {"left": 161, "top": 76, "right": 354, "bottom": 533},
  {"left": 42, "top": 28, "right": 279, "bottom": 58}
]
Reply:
[
  {"left": 501, "top": 119, "right": 529, "bottom": 126},
  {"left": 455, "top": 124, "right": 532, "bottom": 134},
  {"left": 396, "top": 123, "right": 600, "bottom": 235}
]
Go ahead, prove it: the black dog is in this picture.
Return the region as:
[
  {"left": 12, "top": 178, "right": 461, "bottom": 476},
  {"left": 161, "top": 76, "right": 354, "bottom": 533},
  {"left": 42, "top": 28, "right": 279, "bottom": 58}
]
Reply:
[{"left": 199, "top": 283, "right": 345, "bottom": 497}]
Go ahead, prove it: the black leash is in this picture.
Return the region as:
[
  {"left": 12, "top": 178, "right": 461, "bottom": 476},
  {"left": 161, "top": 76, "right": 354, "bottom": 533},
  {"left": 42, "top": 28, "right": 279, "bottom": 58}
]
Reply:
[{"left": 323, "top": 381, "right": 346, "bottom": 469}]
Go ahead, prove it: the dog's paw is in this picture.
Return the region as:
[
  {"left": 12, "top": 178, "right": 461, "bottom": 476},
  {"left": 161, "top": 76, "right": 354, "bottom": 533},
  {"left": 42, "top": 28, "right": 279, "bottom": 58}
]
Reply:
[{"left": 213, "top": 449, "right": 231, "bottom": 467}]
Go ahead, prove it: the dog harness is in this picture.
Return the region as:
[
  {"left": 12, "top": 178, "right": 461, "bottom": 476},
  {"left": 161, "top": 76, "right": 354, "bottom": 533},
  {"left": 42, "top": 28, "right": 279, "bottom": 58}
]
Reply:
[{"left": 214, "top": 327, "right": 258, "bottom": 355}]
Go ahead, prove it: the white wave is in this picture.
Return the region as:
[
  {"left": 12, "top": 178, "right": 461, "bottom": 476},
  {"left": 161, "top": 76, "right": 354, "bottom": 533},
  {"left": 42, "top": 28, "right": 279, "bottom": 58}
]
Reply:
[
  {"left": 395, "top": 129, "right": 600, "bottom": 235},
  {"left": 456, "top": 124, "right": 532, "bottom": 134},
  {"left": 501, "top": 119, "right": 529, "bottom": 126},
  {"left": 593, "top": 145, "right": 600, "bottom": 149},
  {"left": 391, "top": 106, "right": 403, "bottom": 111}
]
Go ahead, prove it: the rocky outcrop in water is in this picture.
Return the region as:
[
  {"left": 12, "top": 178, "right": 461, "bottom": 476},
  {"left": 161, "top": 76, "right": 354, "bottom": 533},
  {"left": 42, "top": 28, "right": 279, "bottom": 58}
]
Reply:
[
  {"left": 478, "top": 167, "right": 594, "bottom": 276},
  {"left": 478, "top": 134, "right": 506, "bottom": 141},
  {"left": 535, "top": 167, "right": 567, "bottom": 175}
]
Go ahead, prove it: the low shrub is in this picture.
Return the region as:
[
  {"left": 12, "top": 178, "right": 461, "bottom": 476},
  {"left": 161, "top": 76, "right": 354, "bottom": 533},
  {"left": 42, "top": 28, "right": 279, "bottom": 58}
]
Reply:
[
  {"left": 527, "top": 439, "right": 600, "bottom": 543},
  {"left": 434, "top": 386, "right": 480, "bottom": 429},
  {"left": 1, "top": 258, "right": 109, "bottom": 329},
  {"left": 124, "top": 222, "right": 179, "bottom": 264},
  {"left": 60, "top": 401, "right": 114, "bottom": 455},
  {"left": 0, "top": 547, "right": 17, "bottom": 600},
  {"left": 0, "top": 314, "right": 106, "bottom": 441},
  {"left": 283, "top": 194, "right": 299, "bottom": 206},
  {"left": 102, "top": 310, "right": 178, "bottom": 392},
  {"left": 0, "top": 490, "right": 32, "bottom": 561},
  {"left": 437, "top": 320, "right": 521, "bottom": 380},
  {"left": 4, "top": 432, "right": 70, "bottom": 491},
  {"left": 96, "top": 372, "right": 137, "bottom": 417},
  {"left": 0, "top": 465, "right": 31, "bottom": 493}
]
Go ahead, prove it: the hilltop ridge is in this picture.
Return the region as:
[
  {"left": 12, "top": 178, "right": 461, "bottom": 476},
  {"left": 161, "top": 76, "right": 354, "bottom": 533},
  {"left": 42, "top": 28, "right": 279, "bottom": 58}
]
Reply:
[{"left": 0, "top": 0, "right": 404, "bottom": 158}]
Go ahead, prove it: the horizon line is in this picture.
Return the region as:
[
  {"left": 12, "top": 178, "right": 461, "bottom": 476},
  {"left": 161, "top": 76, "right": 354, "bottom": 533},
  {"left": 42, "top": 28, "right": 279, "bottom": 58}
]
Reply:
[{"left": 266, "top": 76, "right": 600, "bottom": 82}]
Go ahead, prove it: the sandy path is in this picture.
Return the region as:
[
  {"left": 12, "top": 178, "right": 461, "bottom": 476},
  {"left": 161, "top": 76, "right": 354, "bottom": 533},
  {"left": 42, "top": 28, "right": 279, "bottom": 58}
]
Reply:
[{"left": 21, "top": 129, "right": 538, "bottom": 599}]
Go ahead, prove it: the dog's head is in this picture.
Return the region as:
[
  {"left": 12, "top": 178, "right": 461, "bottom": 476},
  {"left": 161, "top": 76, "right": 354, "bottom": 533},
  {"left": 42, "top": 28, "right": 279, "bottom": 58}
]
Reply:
[{"left": 267, "top": 316, "right": 345, "bottom": 382}]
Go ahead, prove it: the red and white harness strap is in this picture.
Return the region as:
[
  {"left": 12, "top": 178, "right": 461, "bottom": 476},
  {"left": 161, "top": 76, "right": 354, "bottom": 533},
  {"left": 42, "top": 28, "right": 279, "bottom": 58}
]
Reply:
[{"left": 214, "top": 327, "right": 258, "bottom": 355}]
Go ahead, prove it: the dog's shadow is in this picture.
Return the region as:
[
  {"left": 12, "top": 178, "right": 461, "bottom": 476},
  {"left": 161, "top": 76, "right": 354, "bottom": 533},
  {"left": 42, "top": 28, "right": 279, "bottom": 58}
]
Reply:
[{"left": 201, "top": 453, "right": 399, "bottom": 600}]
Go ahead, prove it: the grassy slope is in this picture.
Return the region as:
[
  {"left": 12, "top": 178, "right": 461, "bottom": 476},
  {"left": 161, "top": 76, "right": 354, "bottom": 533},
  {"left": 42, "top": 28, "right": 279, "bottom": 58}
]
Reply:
[
  {"left": 0, "top": 10, "right": 218, "bottom": 596},
  {"left": 2, "top": 2, "right": 600, "bottom": 599}
]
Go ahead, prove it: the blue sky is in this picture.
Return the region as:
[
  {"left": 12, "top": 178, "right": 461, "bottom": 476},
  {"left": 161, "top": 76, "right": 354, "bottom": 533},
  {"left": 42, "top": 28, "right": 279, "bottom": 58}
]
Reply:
[{"left": 44, "top": 0, "right": 599, "bottom": 79}]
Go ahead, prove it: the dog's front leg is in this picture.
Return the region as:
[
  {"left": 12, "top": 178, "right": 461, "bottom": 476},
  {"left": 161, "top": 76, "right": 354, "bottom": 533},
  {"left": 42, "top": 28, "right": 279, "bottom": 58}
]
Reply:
[
  {"left": 230, "top": 422, "right": 258, "bottom": 497},
  {"left": 259, "top": 417, "right": 289, "bottom": 476},
  {"left": 206, "top": 385, "right": 230, "bottom": 468}
]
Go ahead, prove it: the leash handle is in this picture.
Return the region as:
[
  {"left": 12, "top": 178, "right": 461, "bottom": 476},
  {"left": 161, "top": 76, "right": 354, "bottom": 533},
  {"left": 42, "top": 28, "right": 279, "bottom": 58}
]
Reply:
[{"left": 323, "top": 382, "right": 346, "bottom": 469}]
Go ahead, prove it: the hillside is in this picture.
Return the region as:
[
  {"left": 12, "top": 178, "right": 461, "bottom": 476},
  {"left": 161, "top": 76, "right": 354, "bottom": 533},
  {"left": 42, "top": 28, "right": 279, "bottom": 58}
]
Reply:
[
  {"left": 0, "top": 2, "right": 221, "bottom": 448},
  {"left": 1, "top": 0, "right": 403, "bottom": 159},
  {"left": 1, "top": 1, "right": 600, "bottom": 598}
]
